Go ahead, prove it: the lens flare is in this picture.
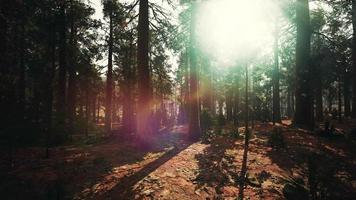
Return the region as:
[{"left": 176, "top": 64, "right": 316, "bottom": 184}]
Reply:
[{"left": 196, "top": 0, "right": 280, "bottom": 66}]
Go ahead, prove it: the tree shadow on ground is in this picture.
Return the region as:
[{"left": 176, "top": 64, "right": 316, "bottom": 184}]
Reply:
[
  {"left": 93, "top": 125, "right": 193, "bottom": 199},
  {"left": 263, "top": 127, "right": 356, "bottom": 200},
  {"left": 0, "top": 126, "right": 191, "bottom": 200},
  {"left": 194, "top": 136, "right": 240, "bottom": 197}
]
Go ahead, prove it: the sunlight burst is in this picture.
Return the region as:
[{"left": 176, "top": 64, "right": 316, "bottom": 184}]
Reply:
[{"left": 196, "top": 0, "right": 280, "bottom": 66}]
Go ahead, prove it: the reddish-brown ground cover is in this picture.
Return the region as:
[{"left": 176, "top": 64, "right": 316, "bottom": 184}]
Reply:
[{"left": 1, "top": 121, "right": 355, "bottom": 199}]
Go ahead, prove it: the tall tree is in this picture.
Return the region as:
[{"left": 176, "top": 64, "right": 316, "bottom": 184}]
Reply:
[
  {"left": 188, "top": 2, "right": 201, "bottom": 140},
  {"left": 103, "top": 0, "right": 117, "bottom": 134},
  {"left": 352, "top": 0, "right": 356, "bottom": 118},
  {"left": 273, "top": 19, "right": 281, "bottom": 124},
  {"left": 67, "top": 0, "right": 78, "bottom": 137},
  {"left": 136, "top": 0, "right": 153, "bottom": 144},
  {"left": 294, "top": 0, "right": 313, "bottom": 128},
  {"left": 57, "top": 0, "right": 68, "bottom": 137}
]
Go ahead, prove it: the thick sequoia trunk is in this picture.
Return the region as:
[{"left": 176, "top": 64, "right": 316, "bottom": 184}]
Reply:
[
  {"left": 105, "top": 13, "right": 113, "bottom": 134},
  {"left": 188, "top": 3, "right": 201, "bottom": 140},
  {"left": 137, "top": 0, "right": 153, "bottom": 143},
  {"left": 352, "top": 0, "right": 356, "bottom": 118},
  {"left": 272, "top": 21, "right": 281, "bottom": 124},
  {"left": 294, "top": 0, "right": 313, "bottom": 129}
]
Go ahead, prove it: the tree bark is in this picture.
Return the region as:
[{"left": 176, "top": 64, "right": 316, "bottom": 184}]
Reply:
[
  {"left": 344, "top": 71, "right": 351, "bottom": 117},
  {"left": 45, "top": 13, "right": 56, "bottom": 158},
  {"left": 67, "top": 0, "right": 77, "bottom": 137},
  {"left": 122, "top": 38, "right": 134, "bottom": 134},
  {"left": 57, "top": 1, "right": 67, "bottom": 136},
  {"left": 188, "top": 3, "right": 201, "bottom": 140},
  {"left": 136, "top": 0, "right": 153, "bottom": 144},
  {"left": 315, "top": 71, "right": 323, "bottom": 122},
  {"left": 273, "top": 20, "right": 281, "bottom": 124},
  {"left": 226, "top": 89, "right": 233, "bottom": 121},
  {"left": 233, "top": 76, "right": 240, "bottom": 126},
  {"left": 294, "top": 0, "right": 313, "bottom": 129},
  {"left": 351, "top": 0, "right": 356, "bottom": 118},
  {"left": 105, "top": 12, "right": 113, "bottom": 135}
]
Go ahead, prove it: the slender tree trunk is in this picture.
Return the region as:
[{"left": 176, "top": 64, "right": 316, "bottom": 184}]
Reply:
[
  {"left": 67, "top": 0, "right": 77, "bottom": 137},
  {"left": 287, "top": 87, "right": 292, "bottom": 118},
  {"left": 315, "top": 72, "right": 323, "bottom": 122},
  {"left": 344, "top": 71, "right": 351, "bottom": 117},
  {"left": 137, "top": 0, "right": 153, "bottom": 145},
  {"left": 352, "top": 0, "right": 356, "bottom": 118},
  {"left": 18, "top": 11, "right": 26, "bottom": 123},
  {"left": 226, "top": 89, "right": 233, "bottom": 121},
  {"left": 338, "top": 79, "right": 343, "bottom": 122},
  {"left": 188, "top": 3, "right": 201, "bottom": 140},
  {"left": 294, "top": 0, "right": 313, "bottom": 129},
  {"left": 45, "top": 14, "right": 56, "bottom": 158},
  {"left": 239, "top": 64, "right": 250, "bottom": 199},
  {"left": 90, "top": 93, "right": 98, "bottom": 123},
  {"left": 105, "top": 13, "right": 113, "bottom": 135},
  {"left": 85, "top": 76, "right": 89, "bottom": 137},
  {"left": 273, "top": 20, "right": 281, "bottom": 124},
  {"left": 233, "top": 76, "right": 240, "bottom": 126},
  {"left": 184, "top": 48, "right": 190, "bottom": 121},
  {"left": 57, "top": 1, "right": 67, "bottom": 136}
]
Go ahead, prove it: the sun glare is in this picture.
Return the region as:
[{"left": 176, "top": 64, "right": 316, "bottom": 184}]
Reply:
[{"left": 196, "top": 0, "right": 280, "bottom": 66}]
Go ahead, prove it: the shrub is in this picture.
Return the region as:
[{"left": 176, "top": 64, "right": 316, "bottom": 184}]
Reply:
[
  {"left": 200, "top": 109, "right": 214, "bottom": 134},
  {"left": 268, "top": 127, "right": 285, "bottom": 149}
]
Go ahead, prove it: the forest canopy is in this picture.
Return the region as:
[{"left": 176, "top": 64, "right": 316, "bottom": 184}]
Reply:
[{"left": 1, "top": 0, "right": 356, "bottom": 199}]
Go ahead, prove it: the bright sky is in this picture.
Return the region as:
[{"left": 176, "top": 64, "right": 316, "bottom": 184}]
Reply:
[{"left": 196, "top": 0, "right": 280, "bottom": 67}]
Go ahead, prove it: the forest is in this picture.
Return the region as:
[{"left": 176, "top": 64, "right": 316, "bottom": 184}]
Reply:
[{"left": 0, "top": 0, "right": 356, "bottom": 199}]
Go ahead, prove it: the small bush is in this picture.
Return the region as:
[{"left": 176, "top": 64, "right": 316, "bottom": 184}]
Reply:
[
  {"left": 268, "top": 127, "right": 285, "bottom": 149},
  {"left": 200, "top": 109, "right": 214, "bottom": 134},
  {"left": 224, "top": 122, "right": 240, "bottom": 138}
]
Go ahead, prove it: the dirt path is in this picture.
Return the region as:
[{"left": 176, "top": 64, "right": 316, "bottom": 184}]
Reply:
[{"left": 1, "top": 123, "right": 356, "bottom": 199}]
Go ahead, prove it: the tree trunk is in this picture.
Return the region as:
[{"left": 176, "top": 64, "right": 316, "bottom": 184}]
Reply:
[
  {"left": 226, "top": 89, "right": 233, "bottom": 121},
  {"left": 137, "top": 0, "right": 153, "bottom": 145},
  {"left": 338, "top": 79, "right": 343, "bottom": 122},
  {"left": 85, "top": 76, "right": 90, "bottom": 137},
  {"left": 122, "top": 39, "right": 134, "bottom": 134},
  {"left": 294, "top": 0, "right": 313, "bottom": 129},
  {"left": 105, "top": 12, "right": 113, "bottom": 135},
  {"left": 188, "top": 3, "right": 201, "bottom": 140},
  {"left": 273, "top": 20, "right": 281, "bottom": 124},
  {"left": 344, "top": 71, "right": 351, "bottom": 117},
  {"left": 233, "top": 76, "right": 240, "bottom": 126},
  {"left": 67, "top": 0, "right": 77, "bottom": 137},
  {"left": 352, "top": 0, "right": 356, "bottom": 118},
  {"left": 57, "top": 1, "right": 67, "bottom": 136},
  {"left": 315, "top": 72, "right": 323, "bottom": 122},
  {"left": 45, "top": 17, "right": 56, "bottom": 158}
]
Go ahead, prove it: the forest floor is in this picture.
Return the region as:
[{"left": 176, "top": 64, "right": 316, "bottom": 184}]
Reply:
[{"left": 1, "top": 120, "right": 356, "bottom": 200}]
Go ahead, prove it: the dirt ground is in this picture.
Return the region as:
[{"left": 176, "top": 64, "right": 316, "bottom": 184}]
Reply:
[{"left": 1, "top": 121, "right": 356, "bottom": 200}]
